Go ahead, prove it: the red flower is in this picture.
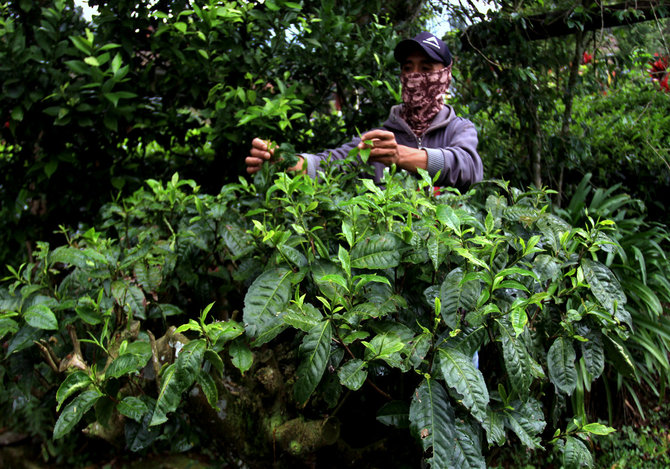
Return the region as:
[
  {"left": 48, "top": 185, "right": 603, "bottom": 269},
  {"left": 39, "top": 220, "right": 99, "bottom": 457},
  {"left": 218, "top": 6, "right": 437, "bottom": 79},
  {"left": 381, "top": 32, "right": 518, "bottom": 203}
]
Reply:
[
  {"left": 649, "top": 54, "right": 668, "bottom": 77},
  {"left": 661, "top": 74, "right": 669, "bottom": 92},
  {"left": 3, "top": 121, "right": 9, "bottom": 129},
  {"left": 581, "top": 51, "right": 593, "bottom": 65}
]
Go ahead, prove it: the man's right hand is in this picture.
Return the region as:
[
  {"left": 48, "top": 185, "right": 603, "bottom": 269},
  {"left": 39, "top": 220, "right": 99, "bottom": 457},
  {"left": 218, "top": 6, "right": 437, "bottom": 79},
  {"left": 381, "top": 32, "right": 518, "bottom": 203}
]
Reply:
[{"left": 245, "top": 138, "right": 274, "bottom": 174}]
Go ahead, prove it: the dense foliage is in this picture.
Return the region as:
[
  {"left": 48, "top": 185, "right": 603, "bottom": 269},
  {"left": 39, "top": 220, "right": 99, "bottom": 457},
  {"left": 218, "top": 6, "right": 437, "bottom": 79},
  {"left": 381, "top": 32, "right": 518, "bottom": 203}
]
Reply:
[
  {"left": 450, "top": 7, "right": 670, "bottom": 215},
  {"left": 3, "top": 149, "right": 665, "bottom": 466},
  {"left": 0, "top": 0, "right": 401, "bottom": 269},
  {"left": 2, "top": 0, "right": 670, "bottom": 467}
]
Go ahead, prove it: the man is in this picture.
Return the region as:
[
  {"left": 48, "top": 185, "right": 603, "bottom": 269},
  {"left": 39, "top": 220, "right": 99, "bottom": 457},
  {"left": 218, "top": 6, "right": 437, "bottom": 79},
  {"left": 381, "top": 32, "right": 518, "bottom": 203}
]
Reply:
[{"left": 245, "top": 32, "right": 482, "bottom": 191}]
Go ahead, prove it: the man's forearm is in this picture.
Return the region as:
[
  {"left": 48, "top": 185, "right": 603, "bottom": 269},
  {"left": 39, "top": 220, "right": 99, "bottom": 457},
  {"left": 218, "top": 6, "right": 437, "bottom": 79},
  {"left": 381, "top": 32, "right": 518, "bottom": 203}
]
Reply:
[{"left": 396, "top": 145, "right": 428, "bottom": 173}]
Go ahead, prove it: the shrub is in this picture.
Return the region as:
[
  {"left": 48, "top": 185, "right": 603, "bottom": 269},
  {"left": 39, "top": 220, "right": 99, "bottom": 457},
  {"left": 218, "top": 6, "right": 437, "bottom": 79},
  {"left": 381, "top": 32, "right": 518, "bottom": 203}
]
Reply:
[{"left": 0, "top": 155, "right": 645, "bottom": 467}]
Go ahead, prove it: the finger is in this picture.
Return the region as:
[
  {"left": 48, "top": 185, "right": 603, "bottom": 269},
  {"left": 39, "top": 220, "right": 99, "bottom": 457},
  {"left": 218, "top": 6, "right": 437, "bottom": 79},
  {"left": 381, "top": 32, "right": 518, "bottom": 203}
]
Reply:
[
  {"left": 251, "top": 138, "right": 268, "bottom": 151},
  {"left": 245, "top": 156, "right": 265, "bottom": 171},
  {"left": 370, "top": 138, "right": 395, "bottom": 149},
  {"left": 360, "top": 129, "right": 393, "bottom": 141},
  {"left": 250, "top": 148, "right": 272, "bottom": 160}
]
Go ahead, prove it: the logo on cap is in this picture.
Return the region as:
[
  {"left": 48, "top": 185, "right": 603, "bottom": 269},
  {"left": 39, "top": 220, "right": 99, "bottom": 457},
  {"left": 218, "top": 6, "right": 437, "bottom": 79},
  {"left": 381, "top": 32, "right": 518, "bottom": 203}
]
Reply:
[{"left": 422, "top": 37, "right": 441, "bottom": 50}]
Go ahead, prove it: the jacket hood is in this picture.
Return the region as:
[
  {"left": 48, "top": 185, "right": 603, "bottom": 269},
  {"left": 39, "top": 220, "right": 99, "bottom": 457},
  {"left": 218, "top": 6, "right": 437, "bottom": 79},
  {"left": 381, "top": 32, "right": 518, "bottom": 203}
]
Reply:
[{"left": 383, "top": 104, "right": 456, "bottom": 136}]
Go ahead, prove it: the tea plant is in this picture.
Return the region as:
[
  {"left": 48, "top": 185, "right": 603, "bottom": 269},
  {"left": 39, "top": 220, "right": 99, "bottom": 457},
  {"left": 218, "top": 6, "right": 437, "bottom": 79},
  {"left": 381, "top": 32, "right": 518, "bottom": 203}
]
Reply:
[{"left": 0, "top": 153, "right": 640, "bottom": 467}]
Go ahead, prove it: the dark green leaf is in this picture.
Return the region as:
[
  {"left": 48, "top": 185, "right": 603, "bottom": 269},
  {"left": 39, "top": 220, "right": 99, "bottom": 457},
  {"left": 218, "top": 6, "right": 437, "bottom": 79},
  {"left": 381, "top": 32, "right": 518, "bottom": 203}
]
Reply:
[
  {"left": 547, "top": 337, "right": 577, "bottom": 395},
  {"left": 337, "top": 359, "right": 367, "bottom": 391},
  {"left": 205, "top": 350, "right": 224, "bottom": 376},
  {"left": 149, "top": 364, "right": 181, "bottom": 426},
  {"left": 106, "top": 353, "right": 149, "bottom": 379},
  {"left": 229, "top": 339, "right": 253, "bottom": 374},
  {"left": 503, "top": 399, "right": 545, "bottom": 449},
  {"left": 439, "top": 268, "right": 480, "bottom": 329},
  {"left": 117, "top": 396, "right": 149, "bottom": 422},
  {"left": 376, "top": 400, "right": 409, "bottom": 428},
  {"left": 350, "top": 233, "right": 403, "bottom": 269},
  {"left": 23, "top": 304, "right": 58, "bottom": 330},
  {"left": 56, "top": 371, "right": 92, "bottom": 411},
  {"left": 197, "top": 370, "right": 219, "bottom": 409},
  {"left": 499, "top": 323, "right": 534, "bottom": 394},
  {"left": 581, "top": 333, "right": 605, "bottom": 379},
  {"left": 243, "top": 268, "right": 291, "bottom": 346},
  {"left": 438, "top": 347, "right": 489, "bottom": 423},
  {"left": 53, "top": 390, "right": 102, "bottom": 439},
  {"left": 581, "top": 258, "right": 626, "bottom": 314},
  {"left": 562, "top": 435, "right": 593, "bottom": 468},
  {"left": 294, "top": 321, "right": 332, "bottom": 405}
]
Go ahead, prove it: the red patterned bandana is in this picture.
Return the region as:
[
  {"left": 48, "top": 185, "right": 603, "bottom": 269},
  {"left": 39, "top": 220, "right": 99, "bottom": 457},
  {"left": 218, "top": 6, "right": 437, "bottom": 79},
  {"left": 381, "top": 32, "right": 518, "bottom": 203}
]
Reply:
[{"left": 400, "top": 66, "right": 452, "bottom": 137}]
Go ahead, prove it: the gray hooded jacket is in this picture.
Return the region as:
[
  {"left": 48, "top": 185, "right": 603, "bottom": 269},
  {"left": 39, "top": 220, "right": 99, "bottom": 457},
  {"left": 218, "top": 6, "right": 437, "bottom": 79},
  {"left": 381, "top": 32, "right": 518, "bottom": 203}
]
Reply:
[{"left": 301, "top": 104, "right": 482, "bottom": 191}]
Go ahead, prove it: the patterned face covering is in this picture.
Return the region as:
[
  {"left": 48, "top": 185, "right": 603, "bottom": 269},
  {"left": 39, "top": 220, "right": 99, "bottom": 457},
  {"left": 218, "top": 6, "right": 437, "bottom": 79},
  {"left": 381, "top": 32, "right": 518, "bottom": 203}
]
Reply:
[{"left": 400, "top": 65, "right": 452, "bottom": 137}]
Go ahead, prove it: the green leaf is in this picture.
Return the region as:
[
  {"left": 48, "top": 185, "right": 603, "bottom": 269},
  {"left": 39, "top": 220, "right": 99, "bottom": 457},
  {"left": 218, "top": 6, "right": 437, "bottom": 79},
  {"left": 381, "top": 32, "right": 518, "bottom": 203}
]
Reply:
[
  {"left": 562, "top": 435, "right": 593, "bottom": 468},
  {"left": 23, "top": 304, "right": 58, "bottom": 330},
  {"left": 581, "top": 422, "right": 615, "bottom": 435},
  {"left": 229, "top": 339, "right": 253, "bottom": 375},
  {"left": 337, "top": 359, "right": 367, "bottom": 391},
  {"left": 436, "top": 204, "right": 461, "bottom": 234},
  {"left": 503, "top": 399, "right": 545, "bottom": 449},
  {"left": 197, "top": 370, "right": 219, "bottom": 410},
  {"left": 338, "top": 245, "right": 351, "bottom": 276},
  {"left": 350, "top": 233, "right": 403, "bottom": 269},
  {"left": 581, "top": 258, "right": 626, "bottom": 314},
  {"left": 53, "top": 389, "right": 102, "bottom": 439},
  {"left": 536, "top": 214, "right": 571, "bottom": 251},
  {"left": 499, "top": 323, "right": 534, "bottom": 394},
  {"left": 243, "top": 268, "right": 292, "bottom": 346},
  {"left": 547, "top": 337, "right": 577, "bottom": 395},
  {"left": 283, "top": 303, "right": 323, "bottom": 332},
  {"left": 319, "top": 274, "right": 348, "bottom": 290},
  {"left": 409, "top": 379, "right": 485, "bottom": 469},
  {"left": 111, "top": 280, "right": 146, "bottom": 319},
  {"left": 483, "top": 409, "right": 506, "bottom": 446},
  {"left": 602, "top": 333, "right": 635, "bottom": 378},
  {"left": 176, "top": 339, "right": 206, "bottom": 383},
  {"left": 69, "top": 35, "right": 93, "bottom": 55},
  {"left": 409, "top": 379, "right": 453, "bottom": 466},
  {"left": 205, "top": 320, "right": 244, "bottom": 345},
  {"left": 581, "top": 333, "right": 605, "bottom": 379},
  {"left": 312, "top": 261, "right": 348, "bottom": 301},
  {"left": 150, "top": 340, "right": 204, "bottom": 426},
  {"left": 134, "top": 262, "right": 162, "bottom": 293},
  {"left": 205, "top": 350, "right": 224, "bottom": 376},
  {"left": 0, "top": 317, "right": 19, "bottom": 340},
  {"left": 438, "top": 347, "right": 489, "bottom": 423},
  {"left": 126, "top": 413, "right": 160, "bottom": 451},
  {"left": 294, "top": 321, "right": 332, "bottom": 405},
  {"left": 510, "top": 307, "right": 528, "bottom": 336},
  {"left": 363, "top": 332, "right": 405, "bottom": 361},
  {"left": 439, "top": 268, "right": 480, "bottom": 329},
  {"left": 222, "top": 223, "right": 254, "bottom": 258},
  {"left": 117, "top": 396, "right": 149, "bottom": 422},
  {"left": 533, "top": 254, "right": 561, "bottom": 282},
  {"left": 149, "top": 364, "right": 182, "bottom": 426},
  {"left": 376, "top": 400, "right": 409, "bottom": 428},
  {"left": 56, "top": 371, "right": 92, "bottom": 411},
  {"left": 106, "top": 353, "right": 149, "bottom": 379}
]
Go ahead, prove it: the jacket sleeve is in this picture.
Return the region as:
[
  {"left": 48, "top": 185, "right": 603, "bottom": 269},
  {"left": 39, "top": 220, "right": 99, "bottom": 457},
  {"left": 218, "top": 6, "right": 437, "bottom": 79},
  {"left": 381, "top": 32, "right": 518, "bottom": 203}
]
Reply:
[
  {"left": 424, "top": 118, "right": 483, "bottom": 191},
  {"left": 299, "top": 137, "right": 362, "bottom": 180}
]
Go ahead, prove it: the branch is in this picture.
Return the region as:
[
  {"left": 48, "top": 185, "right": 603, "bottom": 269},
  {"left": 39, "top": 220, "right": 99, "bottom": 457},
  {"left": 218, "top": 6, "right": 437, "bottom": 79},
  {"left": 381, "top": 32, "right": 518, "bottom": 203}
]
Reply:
[{"left": 461, "top": 1, "right": 670, "bottom": 50}]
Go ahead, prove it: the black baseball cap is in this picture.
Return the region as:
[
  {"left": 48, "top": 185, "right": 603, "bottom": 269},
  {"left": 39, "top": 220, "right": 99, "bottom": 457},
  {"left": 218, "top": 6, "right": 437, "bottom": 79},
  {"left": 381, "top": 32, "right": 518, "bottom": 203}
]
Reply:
[{"left": 394, "top": 32, "right": 452, "bottom": 66}]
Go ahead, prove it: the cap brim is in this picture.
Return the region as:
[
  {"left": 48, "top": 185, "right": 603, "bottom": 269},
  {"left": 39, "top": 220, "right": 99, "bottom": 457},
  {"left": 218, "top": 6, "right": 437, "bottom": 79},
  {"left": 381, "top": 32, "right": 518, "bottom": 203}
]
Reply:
[{"left": 394, "top": 39, "right": 443, "bottom": 64}]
